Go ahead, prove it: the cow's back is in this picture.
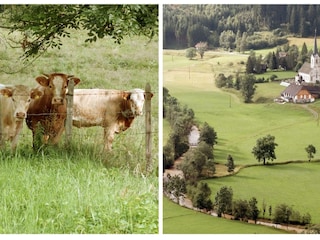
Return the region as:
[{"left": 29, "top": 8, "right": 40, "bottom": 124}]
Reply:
[{"left": 73, "top": 89, "right": 123, "bottom": 128}]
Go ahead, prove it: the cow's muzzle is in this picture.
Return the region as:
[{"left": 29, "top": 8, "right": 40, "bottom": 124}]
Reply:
[
  {"left": 52, "top": 97, "right": 64, "bottom": 105},
  {"left": 15, "top": 112, "right": 26, "bottom": 119}
]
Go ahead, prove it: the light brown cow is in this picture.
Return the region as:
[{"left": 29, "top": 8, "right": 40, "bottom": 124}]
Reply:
[
  {"left": 26, "top": 73, "right": 80, "bottom": 148},
  {"left": 0, "top": 85, "right": 43, "bottom": 150},
  {"left": 72, "top": 88, "right": 153, "bottom": 151}
]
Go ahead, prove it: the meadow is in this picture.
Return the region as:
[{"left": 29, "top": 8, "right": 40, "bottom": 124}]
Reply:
[
  {"left": 163, "top": 38, "right": 320, "bottom": 233},
  {"left": 205, "top": 162, "right": 320, "bottom": 224},
  {"left": 163, "top": 197, "right": 286, "bottom": 234},
  {"left": 163, "top": 49, "right": 319, "bottom": 166},
  {"left": 0, "top": 29, "right": 159, "bottom": 233}
]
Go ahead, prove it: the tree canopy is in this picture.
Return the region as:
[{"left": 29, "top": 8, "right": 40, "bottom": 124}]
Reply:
[
  {"left": 305, "top": 144, "right": 316, "bottom": 162},
  {"left": 252, "top": 134, "right": 278, "bottom": 165},
  {"left": 0, "top": 5, "right": 158, "bottom": 59}
]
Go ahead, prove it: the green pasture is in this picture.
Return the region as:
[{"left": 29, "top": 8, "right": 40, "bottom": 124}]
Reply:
[
  {"left": 163, "top": 197, "right": 286, "bottom": 234},
  {"left": 163, "top": 52, "right": 320, "bottom": 166},
  {"left": 163, "top": 45, "right": 320, "bottom": 233},
  {"left": 204, "top": 162, "right": 320, "bottom": 225},
  {"left": 0, "top": 29, "right": 158, "bottom": 233}
]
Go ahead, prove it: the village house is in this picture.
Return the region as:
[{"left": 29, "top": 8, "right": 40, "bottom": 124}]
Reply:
[
  {"left": 280, "top": 84, "right": 320, "bottom": 103},
  {"left": 280, "top": 30, "right": 320, "bottom": 103}
]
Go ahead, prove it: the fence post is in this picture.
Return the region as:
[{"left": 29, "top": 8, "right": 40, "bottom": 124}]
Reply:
[
  {"left": 65, "top": 80, "right": 74, "bottom": 147},
  {"left": 145, "top": 83, "right": 152, "bottom": 173}
]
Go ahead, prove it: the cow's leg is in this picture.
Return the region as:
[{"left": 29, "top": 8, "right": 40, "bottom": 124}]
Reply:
[
  {"left": 11, "top": 122, "right": 23, "bottom": 150},
  {"left": 103, "top": 127, "right": 114, "bottom": 151},
  {"left": 0, "top": 123, "right": 6, "bottom": 149},
  {"left": 0, "top": 130, "right": 4, "bottom": 149},
  {"left": 50, "top": 124, "right": 65, "bottom": 145}
]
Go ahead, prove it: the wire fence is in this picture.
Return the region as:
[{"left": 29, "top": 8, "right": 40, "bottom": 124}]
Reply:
[{"left": 0, "top": 83, "right": 157, "bottom": 172}]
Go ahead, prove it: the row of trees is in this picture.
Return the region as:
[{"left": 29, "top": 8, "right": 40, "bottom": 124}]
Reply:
[
  {"left": 246, "top": 42, "right": 314, "bottom": 74},
  {"left": 163, "top": 87, "right": 195, "bottom": 169},
  {"left": 164, "top": 5, "right": 320, "bottom": 49},
  {"left": 214, "top": 186, "right": 312, "bottom": 225},
  {"left": 163, "top": 87, "right": 218, "bottom": 173}
]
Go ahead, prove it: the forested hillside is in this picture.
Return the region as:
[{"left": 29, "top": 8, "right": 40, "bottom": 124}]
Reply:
[{"left": 163, "top": 5, "right": 320, "bottom": 49}]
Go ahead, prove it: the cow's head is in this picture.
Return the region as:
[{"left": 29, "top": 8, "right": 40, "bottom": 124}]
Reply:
[
  {"left": 123, "top": 88, "right": 153, "bottom": 116},
  {"left": 36, "top": 73, "right": 80, "bottom": 105},
  {"left": 0, "top": 85, "right": 43, "bottom": 120}
]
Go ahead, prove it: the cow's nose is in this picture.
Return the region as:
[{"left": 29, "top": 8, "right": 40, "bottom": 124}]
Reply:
[
  {"left": 16, "top": 112, "right": 26, "bottom": 119},
  {"left": 52, "top": 97, "right": 64, "bottom": 105}
]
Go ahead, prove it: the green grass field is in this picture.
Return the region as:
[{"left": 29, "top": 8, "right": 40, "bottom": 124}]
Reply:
[
  {"left": 205, "top": 161, "right": 320, "bottom": 224},
  {"left": 163, "top": 197, "right": 287, "bottom": 234},
  {"left": 0, "top": 29, "right": 159, "bottom": 233},
  {"left": 164, "top": 52, "right": 319, "bottom": 166},
  {"left": 163, "top": 40, "right": 320, "bottom": 233}
]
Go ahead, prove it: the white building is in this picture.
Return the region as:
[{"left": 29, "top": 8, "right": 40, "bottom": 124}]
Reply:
[{"left": 296, "top": 31, "right": 320, "bottom": 84}]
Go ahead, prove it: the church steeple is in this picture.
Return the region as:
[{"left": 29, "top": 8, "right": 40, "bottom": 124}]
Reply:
[{"left": 314, "top": 29, "right": 318, "bottom": 55}]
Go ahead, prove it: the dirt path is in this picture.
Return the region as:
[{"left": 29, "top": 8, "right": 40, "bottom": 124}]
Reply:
[{"left": 300, "top": 104, "right": 319, "bottom": 120}]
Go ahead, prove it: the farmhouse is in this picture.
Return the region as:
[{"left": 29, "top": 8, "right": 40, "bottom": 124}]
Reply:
[
  {"left": 281, "top": 84, "right": 320, "bottom": 103},
  {"left": 296, "top": 30, "right": 320, "bottom": 84}
]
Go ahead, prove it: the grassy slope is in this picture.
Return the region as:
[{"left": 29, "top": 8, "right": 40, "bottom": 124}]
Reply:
[
  {"left": 205, "top": 162, "right": 320, "bottom": 224},
  {"left": 164, "top": 53, "right": 319, "bottom": 166},
  {"left": 163, "top": 197, "right": 286, "bottom": 234},
  {"left": 0, "top": 29, "right": 158, "bottom": 233}
]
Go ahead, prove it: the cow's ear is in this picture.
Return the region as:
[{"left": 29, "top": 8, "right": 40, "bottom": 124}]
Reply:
[
  {"left": 69, "top": 77, "right": 81, "bottom": 86},
  {"left": 30, "top": 88, "right": 43, "bottom": 99},
  {"left": 36, "top": 76, "right": 49, "bottom": 87},
  {"left": 0, "top": 88, "right": 13, "bottom": 98},
  {"left": 122, "top": 92, "right": 131, "bottom": 100}
]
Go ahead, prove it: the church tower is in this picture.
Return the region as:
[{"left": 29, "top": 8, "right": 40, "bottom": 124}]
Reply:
[
  {"left": 311, "top": 29, "right": 320, "bottom": 68},
  {"left": 310, "top": 29, "right": 320, "bottom": 83}
]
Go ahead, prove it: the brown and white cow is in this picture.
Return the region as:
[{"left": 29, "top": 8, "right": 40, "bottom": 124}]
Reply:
[
  {"left": 0, "top": 84, "right": 43, "bottom": 150},
  {"left": 26, "top": 73, "right": 80, "bottom": 147},
  {"left": 72, "top": 88, "right": 153, "bottom": 151}
]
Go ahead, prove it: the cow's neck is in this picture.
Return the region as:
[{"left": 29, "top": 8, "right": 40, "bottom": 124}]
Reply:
[{"left": 120, "top": 99, "right": 134, "bottom": 118}]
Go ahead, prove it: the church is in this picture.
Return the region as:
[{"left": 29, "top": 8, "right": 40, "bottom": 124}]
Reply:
[{"left": 296, "top": 31, "right": 320, "bottom": 84}]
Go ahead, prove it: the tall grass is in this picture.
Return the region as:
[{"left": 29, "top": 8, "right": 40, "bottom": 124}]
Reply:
[
  {"left": 0, "top": 28, "right": 158, "bottom": 233},
  {"left": 0, "top": 149, "right": 158, "bottom": 233}
]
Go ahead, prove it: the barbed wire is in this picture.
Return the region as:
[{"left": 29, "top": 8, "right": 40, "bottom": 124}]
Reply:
[
  {"left": 4, "top": 130, "right": 158, "bottom": 138},
  {"left": 0, "top": 89, "right": 158, "bottom": 96}
]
